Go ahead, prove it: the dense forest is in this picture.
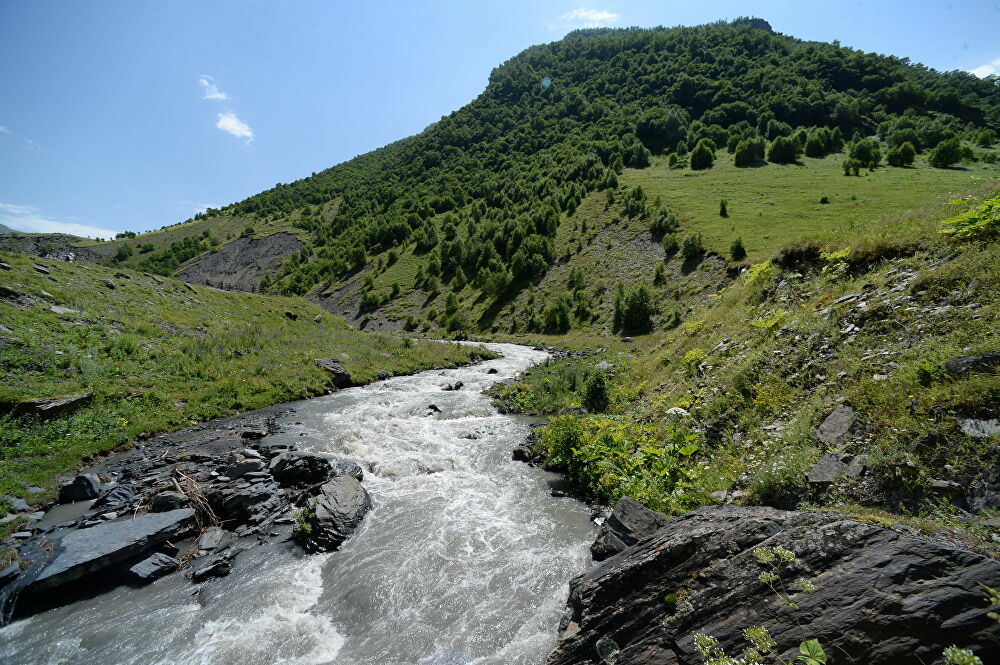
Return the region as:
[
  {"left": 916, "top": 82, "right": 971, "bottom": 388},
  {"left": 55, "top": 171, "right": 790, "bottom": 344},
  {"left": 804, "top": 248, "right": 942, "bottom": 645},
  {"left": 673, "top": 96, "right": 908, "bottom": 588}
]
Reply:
[{"left": 149, "top": 19, "right": 999, "bottom": 322}]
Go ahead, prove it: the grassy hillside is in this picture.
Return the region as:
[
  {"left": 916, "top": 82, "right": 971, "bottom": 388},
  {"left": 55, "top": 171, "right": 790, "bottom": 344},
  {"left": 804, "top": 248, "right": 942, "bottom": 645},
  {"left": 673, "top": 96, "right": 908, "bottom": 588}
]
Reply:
[
  {"left": 487, "top": 188, "right": 1000, "bottom": 550},
  {"left": 0, "top": 253, "right": 490, "bottom": 515}
]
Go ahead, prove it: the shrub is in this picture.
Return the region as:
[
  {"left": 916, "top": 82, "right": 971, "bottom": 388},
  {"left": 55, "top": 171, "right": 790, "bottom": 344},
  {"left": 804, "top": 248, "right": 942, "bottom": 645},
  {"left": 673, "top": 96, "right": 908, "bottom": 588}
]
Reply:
[
  {"left": 975, "top": 129, "right": 996, "bottom": 148},
  {"left": 662, "top": 234, "right": 679, "bottom": 254},
  {"left": 614, "top": 282, "right": 655, "bottom": 332},
  {"left": 734, "top": 137, "right": 766, "bottom": 166},
  {"left": 542, "top": 294, "right": 573, "bottom": 334},
  {"left": 730, "top": 237, "right": 747, "bottom": 261},
  {"left": 651, "top": 208, "right": 679, "bottom": 235},
  {"left": 689, "top": 139, "right": 715, "bottom": 170},
  {"left": 849, "top": 137, "right": 881, "bottom": 167},
  {"left": 887, "top": 141, "right": 916, "bottom": 167},
  {"left": 929, "top": 137, "right": 962, "bottom": 168},
  {"left": 582, "top": 372, "right": 609, "bottom": 413},
  {"left": 819, "top": 196, "right": 830, "bottom": 204},
  {"left": 719, "top": 199, "right": 728, "bottom": 217},
  {"left": 804, "top": 134, "right": 826, "bottom": 157},
  {"left": 766, "top": 136, "right": 800, "bottom": 164},
  {"left": 681, "top": 232, "right": 704, "bottom": 260}
]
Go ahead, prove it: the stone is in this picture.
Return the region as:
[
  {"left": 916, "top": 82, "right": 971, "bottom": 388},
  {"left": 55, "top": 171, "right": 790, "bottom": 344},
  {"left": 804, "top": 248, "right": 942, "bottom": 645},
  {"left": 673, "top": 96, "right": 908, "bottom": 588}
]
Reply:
[
  {"left": 92, "top": 484, "right": 137, "bottom": 511},
  {"left": 377, "top": 369, "right": 389, "bottom": 380},
  {"left": 594, "top": 360, "right": 615, "bottom": 371},
  {"left": 12, "top": 392, "right": 92, "bottom": 420},
  {"left": 4, "top": 495, "right": 29, "bottom": 512},
  {"left": 49, "top": 305, "right": 77, "bottom": 314},
  {"left": 296, "top": 476, "right": 372, "bottom": 553},
  {"left": 930, "top": 479, "right": 964, "bottom": 494},
  {"left": 512, "top": 445, "right": 533, "bottom": 463},
  {"left": 590, "top": 497, "right": 668, "bottom": 562},
  {"left": 150, "top": 491, "right": 189, "bottom": 512},
  {"left": 315, "top": 358, "right": 352, "bottom": 388},
  {"left": 443, "top": 381, "right": 464, "bottom": 391},
  {"left": 313, "top": 314, "right": 322, "bottom": 323},
  {"left": 269, "top": 451, "right": 333, "bottom": 487},
  {"left": 196, "top": 526, "right": 232, "bottom": 553},
  {"left": 546, "top": 506, "right": 1000, "bottom": 665},
  {"left": 19, "top": 508, "right": 196, "bottom": 596},
  {"left": 32, "top": 263, "right": 50, "bottom": 274},
  {"left": 0, "top": 262, "right": 11, "bottom": 270},
  {"left": 205, "top": 480, "right": 286, "bottom": 525},
  {"left": 101, "top": 278, "right": 116, "bottom": 289},
  {"left": 284, "top": 311, "right": 298, "bottom": 320},
  {"left": 223, "top": 458, "right": 265, "bottom": 479},
  {"left": 330, "top": 458, "right": 364, "bottom": 481},
  {"left": 189, "top": 557, "right": 231, "bottom": 583},
  {"left": 816, "top": 404, "right": 857, "bottom": 445},
  {"left": 428, "top": 404, "right": 442, "bottom": 414},
  {"left": 959, "top": 417, "right": 1000, "bottom": 438},
  {"left": 127, "top": 552, "right": 180, "bottom": 582},
  {"left": 240, "top": 427, "right": 269, "bottom": 439},
  {"left": 58, "top": 473, "right": 103, "bottom": 503},
  {"left": 487, "top": 367, "right": 499, "bottom": 374},
  {"left": 805, "top": 453, "right": 866, "bottom": 485},
  {"left": 944, "top": 351, "right": 1000, "bottom": 376}
]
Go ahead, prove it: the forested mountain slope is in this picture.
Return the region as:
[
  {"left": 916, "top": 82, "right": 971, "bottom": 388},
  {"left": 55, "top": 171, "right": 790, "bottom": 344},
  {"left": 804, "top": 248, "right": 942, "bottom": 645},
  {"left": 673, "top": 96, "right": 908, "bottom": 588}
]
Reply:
[{"left": 22, "top": 18, "right": 1000, "bottom": 336}]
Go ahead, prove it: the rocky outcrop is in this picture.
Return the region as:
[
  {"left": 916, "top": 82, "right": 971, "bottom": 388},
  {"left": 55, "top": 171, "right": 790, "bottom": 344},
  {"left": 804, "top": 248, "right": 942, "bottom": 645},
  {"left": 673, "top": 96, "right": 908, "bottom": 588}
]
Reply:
[
  {"left": 177, "top": 232, "right": 304, "bottom": 292},
  {"left": 547, "top": 505, "right": 1000, "bottom": 665},
  {"left": 269, "top": 451, "right": 334, "bottom": 487},
  {"left": 316, "top": 358, "right": 353, "bottom": 388},
  {"left": 590, "top": 497, "right": 668, "bottom": 562},
  {"left": 296, "top": 476, "right": 372, "bottom": 553},
  {"left": 944, "top": 351, "right": 1000, "bottom": 376},
  {"left": 8, "top": 393, "right": 92, "bottom": 420},
  {"left": 804, "top": 452, "right": 866, "bottom": 486},
  {"left": 815, "top": 404, "right": 857, "bottom": 445},
  {"left": 19, "top": 509, "right": 195, "bottom": 597},
  {"left": 58, "top": 473, "right": 103, "bottom": 503}
]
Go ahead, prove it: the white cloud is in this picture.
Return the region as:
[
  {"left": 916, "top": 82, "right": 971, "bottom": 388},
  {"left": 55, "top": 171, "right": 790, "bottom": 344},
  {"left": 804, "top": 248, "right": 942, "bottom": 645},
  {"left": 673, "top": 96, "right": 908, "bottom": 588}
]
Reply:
[
  {"left": 559, "top": 8, "right": 619, "bottom": 28},
  {"left": 0, "top": 125, "right": 9, "bottom": 133},
  {"left": 970, "top": 57, "right": 1000, "bottom": 78},
  {"left": 198, "top": 75, "right": 228, "bottom": 100},
  {"left": 216, "top": 112, "right": 254, "bottom": 143},
  {"left": 0, "top": 202, "right": 119, "bottom": 239}
]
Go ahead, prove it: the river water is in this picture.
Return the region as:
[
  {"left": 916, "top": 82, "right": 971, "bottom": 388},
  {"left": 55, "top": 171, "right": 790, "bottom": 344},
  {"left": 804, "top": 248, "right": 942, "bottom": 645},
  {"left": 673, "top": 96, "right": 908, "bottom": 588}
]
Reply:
[{"left": 0, "top": 343, "right": 596, "bottom": 665}]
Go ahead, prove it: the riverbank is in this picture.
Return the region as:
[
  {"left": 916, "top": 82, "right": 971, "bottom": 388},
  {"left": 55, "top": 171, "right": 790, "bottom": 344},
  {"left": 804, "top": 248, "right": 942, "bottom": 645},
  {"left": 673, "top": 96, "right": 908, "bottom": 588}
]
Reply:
[{"left": 0, "top": 251, "right": 495, "bottom": 531}]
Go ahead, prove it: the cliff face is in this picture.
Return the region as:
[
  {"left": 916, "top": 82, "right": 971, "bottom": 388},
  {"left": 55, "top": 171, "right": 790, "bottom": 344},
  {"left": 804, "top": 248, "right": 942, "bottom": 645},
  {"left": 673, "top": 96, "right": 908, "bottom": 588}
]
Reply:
[{"left": 548, "top": 503, "right": 1000, "bottom": 665}]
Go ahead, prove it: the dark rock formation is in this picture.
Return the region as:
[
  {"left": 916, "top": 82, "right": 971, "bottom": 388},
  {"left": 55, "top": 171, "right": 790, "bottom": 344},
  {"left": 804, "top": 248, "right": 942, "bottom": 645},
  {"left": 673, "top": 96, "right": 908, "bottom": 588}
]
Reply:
[
  {"left": 804, "top": 452, "right": 866, "bottom": 486},
  {"left": 10, "top": 393, "right": 92, "bottom": 420},
  {"left": 177, "top": 231, "right": 304, "bottom": 292},
  {"left": 315, "top": 358, "right": 353, "bottom": 388},
  {"left": 127, "top": 552, "right": 180, "bottom": 582},
  {"left": 815, "top": 404, "right": 857, "bottom": 445},
  {"left": 590, "top": 497, "right": 668, "bottom": 562},
  {"left": 296, "top": 476, "right": 372, "bottom": 553},
  {"left": 150, "top": 491, "right": 189, "bottom": 512},
  {"left": 58, "top": 473, "right": 103, "bottom": 503},
  {"left": 547, "top": 506, "right": 1000, "bottom": 665},
  {"left": 19, "top": 509, "right": 195, "bottom": 596},
  {"left": 944, "top": 351, "right": 1000, "bottom": 376},
  {"left": 269, "top": 451, "right": 333, "bottom": 487}
]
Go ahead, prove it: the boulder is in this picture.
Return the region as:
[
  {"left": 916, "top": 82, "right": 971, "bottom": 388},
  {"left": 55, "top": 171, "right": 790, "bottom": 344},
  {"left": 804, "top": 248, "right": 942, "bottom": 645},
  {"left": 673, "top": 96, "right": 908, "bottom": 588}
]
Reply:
[
  {"left": 296, "top": 476, "right": 372, "bottom": 553},
  {"left": 223, "top": 458, "right": 265, "bottom": 479},
  {"left": 19, "top": 508, "right": 196, "bottom": 595},
  {"left": 150, "top": 491, "right": 189, "bottom": 512},
  {"left": 487, "top": 367, "right": 499, "bottom": 374},
  {"left": 92, "top": 484, "right": 137, "bottom": 511},
  {"left": 205, "top": 480, "right": 286, "bottom": 525},
  {"left": 13, "top": 393, "right": 92, "bottom": 420},
  {"left": 959, "top": 417, "right": 1000, "bottom": 438},
  {"left": 4, "top": 495, "right": 29, "bottom": 512},
  {"left": 944, "top": 351, "right": 1000, "bottom": 376},
  {"left": 330, "top": 458, "right": 364, "bottom": 481},
  {"left": 126, "top": 552, "right": 180, "bottom": 582},
  {"left": 269, "top": 451, "right": 333, "bottom": 487},
  {"left": 590, "top": 497, "right": 668, "bottom": 562},
  {"left": 815, "top": 404, "right": 857, "bottom": 445},
  {"left": 805, "top": 452, "right": 866, "bottom": 486},
  {"left": 546, "top": 506, "right": 1000, "bottom": 665},
  {"left": 196, "top": 526, "right": 233, "bottom": 553},
  {"left": 58, "top": 473, "right": 103, "bottom": 503},
  {"left": 512, "top": 445, "right": 534, "bottom": 463},
  {"left": 315, "top": 358, "right": 352, "bottom": 388},
  {"left": 377, "top": 369, "right": 389, "bottom": 380},
  {"left": 189, "top": 557, "right": 231, "bottom": 583}
]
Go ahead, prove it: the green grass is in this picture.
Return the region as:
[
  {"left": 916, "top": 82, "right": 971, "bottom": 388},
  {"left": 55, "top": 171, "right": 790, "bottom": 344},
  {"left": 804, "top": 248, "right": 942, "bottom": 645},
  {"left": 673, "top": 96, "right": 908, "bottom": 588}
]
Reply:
[
  {"left": 626, "top": 150, "right": 1000, "bottom": 262},
  {"left": 0, "top": 251, "right": 491, "bottom": 512}
]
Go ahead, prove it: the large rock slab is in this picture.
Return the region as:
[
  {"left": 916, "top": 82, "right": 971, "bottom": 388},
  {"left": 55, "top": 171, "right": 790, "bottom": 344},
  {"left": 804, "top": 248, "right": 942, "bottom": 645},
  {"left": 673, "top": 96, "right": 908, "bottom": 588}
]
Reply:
[
  {"left": 297, "top": 476, "right": 372, "bottom": 553},
  {"left": 21, "top": 508, "right": 196, "bottom": 595},
  {"left": 815, "top": 404, "right": 857, "bottom": 446},
  {"left": 804, "top": 452, "right": 866, "bottom": 486},
  {"left": 269, "top": 451, "right": 334, "bottom": 487},
  {"left": 591, "top": 497, "right": 668, "bottom": 562},
  {"left": 315, "top": 358, "right": 352, "bottom": 388},
  {"left": 10, "top": 393, "right": 92, "bottom": 419},
  {"left": 944, "top": 351, "right": 1000, "bottom": 376},
  {"left": 547, "top": 506, "right": 1000, "bottom": 665}
]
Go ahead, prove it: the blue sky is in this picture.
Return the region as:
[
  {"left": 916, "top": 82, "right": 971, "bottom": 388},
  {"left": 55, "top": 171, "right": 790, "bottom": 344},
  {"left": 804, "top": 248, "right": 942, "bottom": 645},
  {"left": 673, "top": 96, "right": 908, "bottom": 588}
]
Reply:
[{"left": 1, "top": 1, "right": 998, "bottom": 238}]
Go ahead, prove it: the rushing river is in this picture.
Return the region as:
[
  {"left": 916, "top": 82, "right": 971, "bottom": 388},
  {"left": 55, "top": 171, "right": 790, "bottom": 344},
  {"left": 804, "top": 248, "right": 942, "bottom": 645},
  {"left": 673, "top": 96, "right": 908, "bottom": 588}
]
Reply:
[{"left": 1, "top": 343, "right": 597, "bottom": 665}]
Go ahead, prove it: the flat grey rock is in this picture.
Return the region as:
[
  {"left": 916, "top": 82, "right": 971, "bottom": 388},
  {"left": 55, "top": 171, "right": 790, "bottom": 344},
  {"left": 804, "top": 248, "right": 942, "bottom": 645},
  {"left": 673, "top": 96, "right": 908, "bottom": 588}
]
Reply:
[{"left": 816, "top": 404, "right": 857, "bottom": 445}]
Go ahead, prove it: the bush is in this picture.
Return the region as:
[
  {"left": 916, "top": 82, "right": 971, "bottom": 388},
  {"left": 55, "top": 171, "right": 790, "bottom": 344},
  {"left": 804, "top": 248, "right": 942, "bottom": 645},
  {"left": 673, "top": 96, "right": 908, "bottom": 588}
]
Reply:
[
  {"left": 766, "top": 136, "right": 800, "bottom": 164},
  {"left": 719, "top": 199, "right": 728, "bottom": 217},
  {"left": 734, "top": 137, "right": 766, "bottom": 166},
  {"left": 819, "top": 196, "right": 830, "bottom": 204},
  {"left": 689, "top": 139, "right": 715, "bottom": 170},
  {"left": 849, "top": 137, "right": 881, "bottom": 167},
  {"left": 804, "top": 134, "right": 826, "bottom": 157},
  {"left": 614, "top": 282, "right": 655, "bottom": 332},
  {"left": 730, "top": 237, "right": 747, "bottom": 261},
  {"left": 662, "top": 234, "right": 679, "bottom": 254},
  {"left": 975, "top": 129, "right": 996, "bottom": 148},
  {"left": 887, "top": 141, "right": 916, "bottom": 167},
  {"left": 582, "top": 372, "right": 609, "bottom": 413},
  {"left": 929, "top": 137, "right": 963, "bottom": 168},
  {"left": 681, "top": 232, "right": 704, "bottom": 259},
  {"left": 651, "top": 208, "right": 679, "bottom": 235},
  {"left": 542, "top": 294, "right": 573, "bottom": 333}
]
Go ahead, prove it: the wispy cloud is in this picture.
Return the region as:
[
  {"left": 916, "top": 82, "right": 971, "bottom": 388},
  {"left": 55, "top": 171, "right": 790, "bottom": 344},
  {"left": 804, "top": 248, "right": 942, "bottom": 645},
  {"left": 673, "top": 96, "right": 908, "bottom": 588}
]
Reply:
[
  {"left": 0, "top": 202, "right": 119, "bottom": 239},
  {"left": 0, "top": 125, "right": 10, "bottom": 134},
  {"left": 970, "top": 57, "right": 1000, "bottom": 78},
  {"left": 558, "top": 8, "right": 620, "bottom": 29},
  {"left": 216, "top": 112, "right": 254, "bottom": 143},
  {"left": 198, "top": 75, "right": 228, "bottom": 100}
]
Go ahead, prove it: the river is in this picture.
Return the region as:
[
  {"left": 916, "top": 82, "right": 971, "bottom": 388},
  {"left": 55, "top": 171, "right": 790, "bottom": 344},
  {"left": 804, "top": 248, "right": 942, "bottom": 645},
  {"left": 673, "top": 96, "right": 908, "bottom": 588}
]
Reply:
[{"left": 0, "top": 343, "right": 597, "bottom": 665}]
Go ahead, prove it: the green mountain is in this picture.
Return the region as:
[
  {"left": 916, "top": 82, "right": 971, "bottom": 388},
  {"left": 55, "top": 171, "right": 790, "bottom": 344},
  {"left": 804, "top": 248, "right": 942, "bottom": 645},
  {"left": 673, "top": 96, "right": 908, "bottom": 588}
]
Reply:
[
  {"left": 87, "top": 18, "right": 998, "bottom": 337},
  {"left": 0, "top": 224, "right": 14, "bottom": 235}
]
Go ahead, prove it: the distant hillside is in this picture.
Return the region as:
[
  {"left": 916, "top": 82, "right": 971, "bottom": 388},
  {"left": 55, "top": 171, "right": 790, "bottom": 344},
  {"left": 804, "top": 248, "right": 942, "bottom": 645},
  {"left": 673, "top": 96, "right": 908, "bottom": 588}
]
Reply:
[
  {"left": 28, "top": 18, "right": 1000, "bottom": 335},
  {"left": 0, "top": 223, "right": 14, "bottom": 234}
]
